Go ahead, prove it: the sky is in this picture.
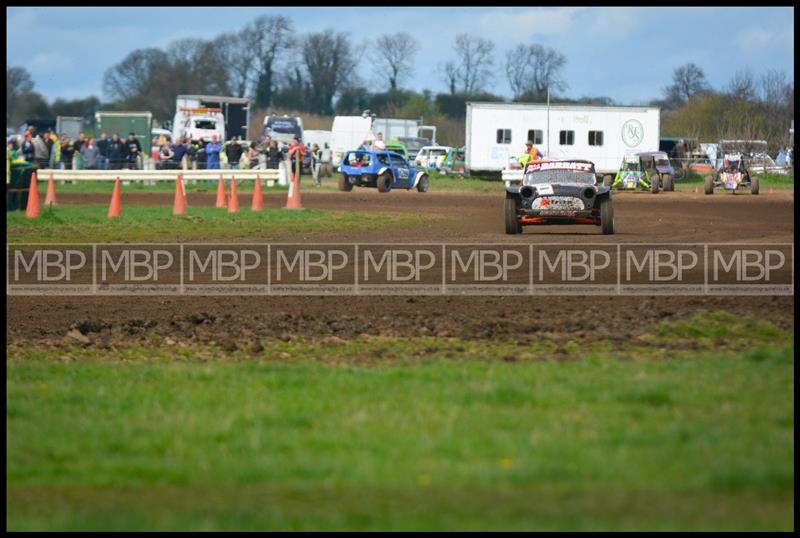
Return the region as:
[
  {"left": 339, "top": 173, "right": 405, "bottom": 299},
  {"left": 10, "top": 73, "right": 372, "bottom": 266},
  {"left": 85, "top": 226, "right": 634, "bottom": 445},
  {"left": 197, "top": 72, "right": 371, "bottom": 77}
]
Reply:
[{"left": 6, "top": 6, "right": 795, "bottom": 106}]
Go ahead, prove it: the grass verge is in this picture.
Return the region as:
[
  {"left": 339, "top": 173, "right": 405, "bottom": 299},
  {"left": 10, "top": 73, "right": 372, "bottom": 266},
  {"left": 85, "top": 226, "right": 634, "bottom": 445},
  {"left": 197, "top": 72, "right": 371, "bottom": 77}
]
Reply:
[{"left": 6, "top": 204, "right": 435, "bottom": 243}]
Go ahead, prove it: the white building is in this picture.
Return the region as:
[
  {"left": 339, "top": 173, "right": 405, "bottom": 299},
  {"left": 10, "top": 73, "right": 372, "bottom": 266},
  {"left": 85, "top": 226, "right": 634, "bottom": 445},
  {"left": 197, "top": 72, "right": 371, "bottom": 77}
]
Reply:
[{"left": 465, "top": 102, "right": 660, "bottom": 177}]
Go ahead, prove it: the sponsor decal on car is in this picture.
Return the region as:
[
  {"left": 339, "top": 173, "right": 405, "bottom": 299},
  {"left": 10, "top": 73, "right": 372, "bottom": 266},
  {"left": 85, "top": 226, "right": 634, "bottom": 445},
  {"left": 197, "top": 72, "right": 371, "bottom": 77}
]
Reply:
[
  {"left": 532, "top": 196, "right": 584, "bottom": 211},
  {"left": 526, "top": 161, "right": 594, "bottom": 173}
]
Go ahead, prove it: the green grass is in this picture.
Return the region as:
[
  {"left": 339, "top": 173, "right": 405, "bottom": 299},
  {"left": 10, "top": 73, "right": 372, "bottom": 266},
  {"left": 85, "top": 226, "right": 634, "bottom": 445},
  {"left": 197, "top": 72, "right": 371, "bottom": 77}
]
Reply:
[
  {"left": 6, "top": 312, "right": 795, "bottom": 531},
  {"left": 6, "top": 203, "right": 435, "bottom": 243}
]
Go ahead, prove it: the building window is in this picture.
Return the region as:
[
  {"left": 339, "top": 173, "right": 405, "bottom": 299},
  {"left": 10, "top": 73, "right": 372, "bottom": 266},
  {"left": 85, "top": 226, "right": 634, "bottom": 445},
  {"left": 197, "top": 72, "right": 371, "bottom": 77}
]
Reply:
[
  {"left": 588, "top": 131, "right": 604, "bottom": 146},
  {"left": 527, "top": 129, "right": 543, "bottom": 145},
  {"left": 559, "top": 130, "right": 575, "bottom": 145},
  {"left": 496, "top": 129, "right": 512, "bottom": 144}
]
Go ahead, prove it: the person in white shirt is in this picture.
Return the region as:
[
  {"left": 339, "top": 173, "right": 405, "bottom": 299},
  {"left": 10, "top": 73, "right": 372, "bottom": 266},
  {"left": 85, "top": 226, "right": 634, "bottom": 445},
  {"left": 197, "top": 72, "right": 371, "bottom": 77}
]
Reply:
[{"left": 371, "top": 132, "right": 386, "bottom": 151}]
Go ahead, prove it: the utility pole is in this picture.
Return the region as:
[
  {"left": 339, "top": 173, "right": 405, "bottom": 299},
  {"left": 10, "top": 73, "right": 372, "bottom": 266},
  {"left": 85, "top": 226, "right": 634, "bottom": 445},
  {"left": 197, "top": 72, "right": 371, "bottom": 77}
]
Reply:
[{"left": 546, "top": 86, "right": 550, "bottom": 156}]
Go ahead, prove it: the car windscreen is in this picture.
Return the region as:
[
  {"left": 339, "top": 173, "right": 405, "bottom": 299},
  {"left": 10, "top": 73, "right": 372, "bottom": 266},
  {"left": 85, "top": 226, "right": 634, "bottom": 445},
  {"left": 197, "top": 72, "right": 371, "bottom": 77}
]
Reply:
[
  {"left": 195, "top": 120, "right": 216, "bottom": 130},
  {"left": 430, "top": 149, "right": 447, "bottom": 157},
  {"left": 345, "top": 152, "right": 371, "bottom": 165},
  {"left": 656, "top": 158, "right": 670, "bottom": 167},
  {"left": 524, "top": 169, "right": 596, "bottom": 185}
]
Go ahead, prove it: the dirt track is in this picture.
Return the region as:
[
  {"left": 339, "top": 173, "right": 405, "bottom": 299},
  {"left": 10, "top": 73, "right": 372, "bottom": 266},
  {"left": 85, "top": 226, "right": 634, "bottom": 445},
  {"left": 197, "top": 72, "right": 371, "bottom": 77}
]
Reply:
[{"left": 7, "top": 189, "right": 794, "bottom": 347}]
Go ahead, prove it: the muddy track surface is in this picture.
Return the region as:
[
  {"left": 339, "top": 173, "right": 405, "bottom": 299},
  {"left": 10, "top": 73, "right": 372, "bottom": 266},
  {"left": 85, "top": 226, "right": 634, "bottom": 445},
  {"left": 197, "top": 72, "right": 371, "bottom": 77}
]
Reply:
[{"left": 9, "top": 189, "right": 794, "bottom": 348}]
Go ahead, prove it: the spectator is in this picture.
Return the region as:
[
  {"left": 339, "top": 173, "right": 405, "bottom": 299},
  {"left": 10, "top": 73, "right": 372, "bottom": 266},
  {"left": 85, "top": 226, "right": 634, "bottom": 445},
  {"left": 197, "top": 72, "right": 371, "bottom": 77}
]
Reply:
[
  {"left": 371, "top": 132, "right": 386, "bottom": 151},
  {"left": 96, "top": 132, "right": 110, "bottom": 170},
  {"left": 287, "top": 136, "right": 305, "bottom": 174},
  {"left": 60, "top": 135, "right": 75, "bottom": 170},
  {"left": 48, "top": 132, "right": 61, "bottom": 170},
  {"left": 108, "top": 133, "right": 125, "bottom": 170},
  {"left": 183, "top": 137, "right": 196, "bottom": 169},
  {"left": 266, "top": 139, "right": 282, "bottom": 169},
  {"left": 158, "top": 141, "right": 175, "bottom": 169},
  {"left": 20, "top": 131, "right": 34, "bottom": 163},
  {"left": 225, "top": 136, "right": 243, "bottom": 170},
  {"left": 80, "top": 138, "right": 98, "bottom": 170},
  {"left": 205, "top": 135, "right": 221, "bottom": 170},
  {"left": 310, "top": 143, "right": 323, "bottom": 187},
  {"left": 171, "top": 138, "right": 186, "bottom": 169},
  {"left": 195, "top": 139, "right": 207, "bottom": 169},
  {"left": 32, "top": 130, "right": 50, "bottom": 169},
  {"left": 244, "top": 141, "right": 260, "bottom": 169},
  {"left": 74, "top": 132, "right": 86, "bottom": 153},
  {"left": 125, "top": 132, "right": 142, "bottom": 170}
]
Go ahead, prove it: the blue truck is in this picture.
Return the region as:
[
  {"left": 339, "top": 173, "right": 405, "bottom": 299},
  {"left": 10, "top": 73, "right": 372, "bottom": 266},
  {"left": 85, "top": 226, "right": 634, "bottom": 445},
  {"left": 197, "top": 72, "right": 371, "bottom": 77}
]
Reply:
[{"left": 338, "top": 149, "right": 429, "bottom": 193}]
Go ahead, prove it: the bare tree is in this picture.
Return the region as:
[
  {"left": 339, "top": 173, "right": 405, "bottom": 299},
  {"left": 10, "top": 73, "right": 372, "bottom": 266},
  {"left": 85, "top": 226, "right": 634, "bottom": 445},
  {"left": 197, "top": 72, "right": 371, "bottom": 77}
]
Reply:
[
  {"left": 453, "top": 34, "right": 495, "bottom": 95},
  {"left": 214, "top": 31, "right": 258, "bottom": 98},
  {"left": 760, "top": 69, "right": 790, "bottom": 105},
  {"left": 726, "top": 68, "right": 758, "bottom": 101},
  {"left": 248, "top": 15, "right": 294, "bottom": 109},
  {"left": 370, "top": 32, "right": 420, "bottom": 91},
  {"left": 663, "top": 63, "right": 710, "bottom": 106},
  {"left": 103, "top": 48, "right": 170, "bottom": 103},
  {"left": 505, "top": 43, "right": 568, "bottom": 100},
  {"left": 301, "top": 30, "right": 357, "bottom": 115},
  {"left": 441, "top": 61, "right": 459, "bottom": 95},
  {"left": 7, "top": 66, "right": 35, "bottom": 123}
]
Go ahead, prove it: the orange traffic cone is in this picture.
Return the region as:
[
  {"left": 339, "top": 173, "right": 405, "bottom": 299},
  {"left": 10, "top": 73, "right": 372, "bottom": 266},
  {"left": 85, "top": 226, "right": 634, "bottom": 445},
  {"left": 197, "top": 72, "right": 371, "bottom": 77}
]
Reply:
[
  {"left": 768, "top": 187, "right": 775, "bottom": 195},
  {"left": 215, "top": 174, "right": 226, "bottom": 208},
  {"left": 251, "top": 173, "right": 264, "bottom": 212},
  {"left": 44, "top": 172, "right": 57, "bottom": 206},
  {"left": 108, "top": 177, "right": 122, "bottom": 218},
  {"left": 179, "top": 173, "right": 187, "bottom": 201},
  {"left": 228, "top": 176, "right": 240, "bottom": 213},
  {"left": 25, "top": 171, "right": 40, "bottom": 218},
  {"left": 173, "top": 174, "right": 187, "bottom": 215},
  {"left": 284, "top": 149, "right": 303, "bottom": 210},
  {"left": 693, "top": 187, "right": 698, "bottom": 193}
]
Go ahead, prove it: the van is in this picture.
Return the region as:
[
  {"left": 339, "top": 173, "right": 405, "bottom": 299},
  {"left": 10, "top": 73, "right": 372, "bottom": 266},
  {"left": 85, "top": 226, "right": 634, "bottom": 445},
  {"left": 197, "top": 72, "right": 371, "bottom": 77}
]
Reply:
[{"left": 263, "top": 115, "right": 304, "bottom": 145}]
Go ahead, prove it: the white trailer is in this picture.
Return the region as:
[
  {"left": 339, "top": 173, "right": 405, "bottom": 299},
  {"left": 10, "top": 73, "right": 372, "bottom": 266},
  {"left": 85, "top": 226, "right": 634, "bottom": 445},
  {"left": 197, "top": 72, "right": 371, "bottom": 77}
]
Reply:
[{"left": 465, "top": 102, "right": 660, "bottom": 178}]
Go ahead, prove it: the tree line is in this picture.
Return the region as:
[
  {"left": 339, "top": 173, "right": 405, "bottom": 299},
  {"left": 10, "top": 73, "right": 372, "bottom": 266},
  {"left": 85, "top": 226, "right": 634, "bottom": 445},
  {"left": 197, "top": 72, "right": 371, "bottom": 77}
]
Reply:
[{"left": 6, "top": 15, "right": 794, "bottom": 150}]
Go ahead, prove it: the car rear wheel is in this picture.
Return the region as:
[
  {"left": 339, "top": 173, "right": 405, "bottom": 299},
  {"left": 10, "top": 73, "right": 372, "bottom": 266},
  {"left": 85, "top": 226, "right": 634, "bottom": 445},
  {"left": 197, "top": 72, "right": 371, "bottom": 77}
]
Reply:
[
  {"left": 751, "top": 175, "right": 759, "bottom": 195},
  {"left": 704, "top": 175, "right": 714, "bottom": 195},
  {"left": 600, "top": 197, "right": 615, "bottom": 235},
  {"left": 416, "top": 174, "right": 429, "bottom": 192},
  {"left": 648, "top": 170, "right": 659, "bottom": 193},
  {"left": 662, "top": 174, "right": 673, "bottom": 191},
  {"left": 504, "top": 197, "right": 522, "bottom": 235},
  {"left": 377, "top": 172, "right": 393, "bottom": 193},
  {"left": 339, "top": 173, "right": 353, "bottom": 192}
]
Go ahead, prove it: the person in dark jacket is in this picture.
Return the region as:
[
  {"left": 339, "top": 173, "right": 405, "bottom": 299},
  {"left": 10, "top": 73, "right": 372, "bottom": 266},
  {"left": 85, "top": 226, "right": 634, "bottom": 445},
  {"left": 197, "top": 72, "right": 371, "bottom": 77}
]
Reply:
[
  {"left": 125, "top": 132, "right": 142, "bottom": 170},
  {"left": 108, "top": 134, "right": 125, "bottom": 170},
  {"left": 266, "top": 139, "right": 282, "bottom": 169},
  {"left": 96, "top": 132, "right": 110, "bottom": 170},
  {"left": 224, "top": 136, "right": 243, "bottom": 169},
  {"left": 20, "top": 131, "right": 35, "bottom": 163}
]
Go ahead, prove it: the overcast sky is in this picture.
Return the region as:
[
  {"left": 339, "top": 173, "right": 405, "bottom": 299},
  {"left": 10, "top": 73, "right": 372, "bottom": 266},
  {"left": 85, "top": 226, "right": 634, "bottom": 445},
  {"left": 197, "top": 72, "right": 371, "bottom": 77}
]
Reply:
[{"left": 6, "top": 6, "right": 795, "bottom": 106}]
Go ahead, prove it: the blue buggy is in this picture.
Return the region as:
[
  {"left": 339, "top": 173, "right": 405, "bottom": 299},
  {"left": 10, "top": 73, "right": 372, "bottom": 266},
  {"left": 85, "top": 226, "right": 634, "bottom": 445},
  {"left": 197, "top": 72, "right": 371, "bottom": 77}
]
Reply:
[{"left": 338, "top": 150, "right": 429, "bottom": 193}]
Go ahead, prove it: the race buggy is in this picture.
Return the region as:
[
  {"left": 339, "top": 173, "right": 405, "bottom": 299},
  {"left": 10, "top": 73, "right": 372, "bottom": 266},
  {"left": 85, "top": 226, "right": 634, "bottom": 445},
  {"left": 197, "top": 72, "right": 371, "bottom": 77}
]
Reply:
[
  {"left": 338, "top": 149, "right": 429, "bottom": 193},
  {"left": 505, "top": 160, "right": 614, "bottom": 235},
  {"left": 605, "top": 155, "right": 659, "bottom": 193},
  {"left": 705, "top": 153, "right": 759, "bottom": 195}
]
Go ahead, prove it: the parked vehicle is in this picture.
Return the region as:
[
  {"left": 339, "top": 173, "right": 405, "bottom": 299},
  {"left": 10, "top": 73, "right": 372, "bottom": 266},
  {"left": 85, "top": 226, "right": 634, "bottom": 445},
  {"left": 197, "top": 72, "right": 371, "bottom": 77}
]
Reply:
[
  {"left": 263, "top": 115, "right": 303, "bottom": 145},
  {"left": 385, "top": 139, "right": 409, "bottom": 161},
  {"left": 468, "top": 101, "right": 660, "bottom": 177},
  {"left": 331, "top": 111, "right": 436, "bottom": 166},
  {"left": 414, "top": 145, "right": 452, "bottom": 170},
  {"left": 173, "top": 106, "right": 225, "bottom": 143},
  {"left": 337, "top": 149, "right": 429, "bottom": 193},
  {"left": 705, "top": 153, "right": 758, "bottom": 195},
  {"left": 441, "top": 146, "right": 466, "bottom": 175},
  {"left": 95, "top": 111, "right": 153, "bottom": 156},
  {"left": 175, "top": 95, "right": 250, "bottom": 141},
  {"left": 56, "top": 116, "right": 83, "bottom": 141},
  {"left": 396, "top": 136, "right": 430, "bottom": 161}
]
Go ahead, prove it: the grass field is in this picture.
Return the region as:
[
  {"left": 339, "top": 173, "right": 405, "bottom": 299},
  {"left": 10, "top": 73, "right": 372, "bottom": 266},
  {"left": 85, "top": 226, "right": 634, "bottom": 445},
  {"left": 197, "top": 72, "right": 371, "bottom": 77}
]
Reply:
[
  {"left": 6, "top": 312, "right": 794, "bottom": 531},
  {"left": 6, "top": 204, "right": 435, "bottom": 243}
]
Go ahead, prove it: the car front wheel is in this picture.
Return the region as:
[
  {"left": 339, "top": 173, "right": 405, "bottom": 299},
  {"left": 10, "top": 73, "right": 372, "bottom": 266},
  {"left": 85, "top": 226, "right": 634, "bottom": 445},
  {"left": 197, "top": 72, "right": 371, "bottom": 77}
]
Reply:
[
  {"left": 339, "top": 173, "right": 353, "bottom": 192},
  {"left": 600, "top": 197, "right": 615, "bottom": 235},
  {"left": 504, "top": 197, "right": 522, "bottom": 234},
  {"left": 416, "top": 174, "right": 429, "bottom": 192}
]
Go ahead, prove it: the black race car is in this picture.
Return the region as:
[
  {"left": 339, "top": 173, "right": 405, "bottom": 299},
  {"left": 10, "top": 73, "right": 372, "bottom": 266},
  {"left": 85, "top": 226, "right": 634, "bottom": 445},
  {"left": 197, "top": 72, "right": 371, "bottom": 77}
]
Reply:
[{"left": 504, "top": 160, "right": 614, "bottom": 235}]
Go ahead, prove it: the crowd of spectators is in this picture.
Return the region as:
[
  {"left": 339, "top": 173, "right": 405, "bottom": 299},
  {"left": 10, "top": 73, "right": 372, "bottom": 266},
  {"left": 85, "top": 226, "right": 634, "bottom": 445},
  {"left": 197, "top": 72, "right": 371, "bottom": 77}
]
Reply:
[{"left": 7, "top": 127, "right": 143, "bottom": 170}]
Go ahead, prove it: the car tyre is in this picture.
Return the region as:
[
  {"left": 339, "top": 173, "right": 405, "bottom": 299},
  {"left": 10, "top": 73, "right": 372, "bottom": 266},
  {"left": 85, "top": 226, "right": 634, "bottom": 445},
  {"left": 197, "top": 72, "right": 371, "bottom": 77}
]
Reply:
[
  {"left": 504, "top": 196, "right": 522, "bottom": 235},
  {"left": 662, "top": 174, "right": 673, "bottom": 191},
  {"left": 600, "top": 197, "right": 615, "bottom": 235},
  {"left": 339, "top": 173, "right": 353, "bottom": 192},
  {"left": 416, "top": 174, "right": 429, "bottom": 193},
  {"left": 751, "top": 175, "right": 759, "bottom": 195},
  {"left": 648, "top": 170, "right": 659, "bottom": 193},
  {"left": 377, "top": 172, "right": 393, "bottom": 193},
  {"left": 704, "top": 175, "right": 714, "bottom": 195}
]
